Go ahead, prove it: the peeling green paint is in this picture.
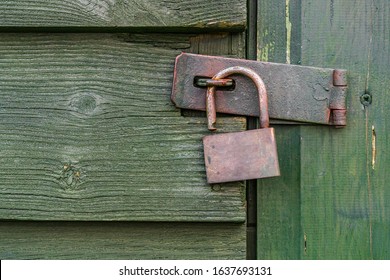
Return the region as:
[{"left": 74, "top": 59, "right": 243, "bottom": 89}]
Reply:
[
  {"left": 258, "top": 29, "right": 275, "bottom": 61},
  {"left": 286, "top": 0, "right": 292, "bottom": 64}
]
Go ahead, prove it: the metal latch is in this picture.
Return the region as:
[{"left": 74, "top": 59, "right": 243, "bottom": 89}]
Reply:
[{"left": 171, "top": 53, "right": 347, "bottom": 126}]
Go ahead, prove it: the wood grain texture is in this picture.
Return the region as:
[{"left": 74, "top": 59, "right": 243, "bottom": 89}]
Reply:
[
  {"left": 256, "top": 0, "right": 302, "bottom": 259},
  {"left": 257, "top": 0, "right": 301, "bottom": 65},
  {"left": 0, "top": 33, "right": 246, "bottom": 222},
  {"left": 257, "top": 126, "right": 302, "bottom": 259},
  {"left": 300, "top": 0, "right": 389, "bottom": 259},
  {"left": 0, "top": 221, "right": 246, "bottom": 259},
  {"left": 366, "top": 0, "right": 390, "bottom": 259},
  {"left": 0, "top": 0, "right": 246, "bottom": 30},
  {"left": 258, "top": 0, "right": 390, "bottom": 260}
]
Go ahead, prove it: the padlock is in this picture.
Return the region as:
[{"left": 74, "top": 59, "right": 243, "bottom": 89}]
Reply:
[{"left": 202, "top": 66, "right": 280, "bottom": 184}]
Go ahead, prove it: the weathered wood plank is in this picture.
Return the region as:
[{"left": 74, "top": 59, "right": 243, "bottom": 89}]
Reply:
[
  {"left": 368, "top": 0, "right": 390, "bottom": 260},
  {"left": 258, "top": 0, "right": 301, "bottom": 65},
  {"left": 258, "top": 0, "right": 287, "bottom": 63},
  {"left": 258, "top": 0, "right": 390, "bottom": 260},
  {"left": 257, "top": 126, "right": 302, "bottom": 259},
  {"left": 300, "top": 0, "right": 373, "bottom": 259},
  {"left": 256, "top": 0, "right": 302, "bottom": 259},
  {"left": 0, "top": 0, "right": 246, "bottom": 31},
  {"left": 0, "top": 222, "right": 246, "bottom": 259},
  {"left": 0, "top": 33, "right": 246, "bottom": 222}
]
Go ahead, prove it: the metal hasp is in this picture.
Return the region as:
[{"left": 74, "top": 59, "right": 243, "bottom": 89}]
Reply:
[{"left": 171, "top": 53, "right": 348, "bottom": 126}]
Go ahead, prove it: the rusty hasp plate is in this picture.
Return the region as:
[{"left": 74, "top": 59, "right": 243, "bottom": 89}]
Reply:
[
  {"left": 171, "top": 53, "right": 347, "bottom": 126},
  {"left": 203, "top": 128, "right": 280, "bottom": 184}
]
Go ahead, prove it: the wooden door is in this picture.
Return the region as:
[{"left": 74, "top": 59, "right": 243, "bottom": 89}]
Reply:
[
  {"left": 257, "top": 0, "right": 390, "bottom": 259},
  {"left": 0, "top": 1, "right": 248, "bottom": 259}
]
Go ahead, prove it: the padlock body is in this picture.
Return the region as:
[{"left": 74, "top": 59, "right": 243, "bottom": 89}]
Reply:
[{"left": 203, "top": 128, "right": 280, "bottom": 184}]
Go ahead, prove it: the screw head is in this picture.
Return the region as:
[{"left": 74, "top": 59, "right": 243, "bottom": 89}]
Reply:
[{"left": 360, "top": 93, "right": 372, "bottom": 106}]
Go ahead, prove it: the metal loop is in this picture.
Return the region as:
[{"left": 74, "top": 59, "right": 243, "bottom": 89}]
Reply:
[{"left": 206, "top": 66, "right": 269, "bottom": 131}]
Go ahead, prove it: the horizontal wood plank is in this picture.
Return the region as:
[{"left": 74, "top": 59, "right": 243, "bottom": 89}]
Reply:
[
  {"left": 0, "top": 33, "right": 246, "bottom": 222},
  {"left": 0, "top": 0, "right": 246, "bottom": 31},
  {"left": 0, "top": 221, "right": 246, "bottom": 259}
]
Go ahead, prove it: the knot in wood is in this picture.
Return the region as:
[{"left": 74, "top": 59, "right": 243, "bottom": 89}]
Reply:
[
  {"left": 69, "top": 93, "right": 98, "bottom": 116},
  {"left": 59, "top": 163, "right": 82, "bottom": 189}
]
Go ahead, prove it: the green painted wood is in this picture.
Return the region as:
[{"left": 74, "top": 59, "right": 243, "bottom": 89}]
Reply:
[
  {"left": 258, "top": 0, "right": 390, "bottom": 260},
  {"left": 0, "top": 222, "right": 246, "bottom": 259},
  {"left": 257, "top": 126, "right": 302, "bottom": 259},
  {"left": 370, "top": 0, "right": 390, "bottom": 259},
  {"left": 0, "top": 33, "right": 246, "bottom": 222},
  {"left": 0, "top": 0, "right": 245, "bottom": 31},
  {"left": 256, "top": 0, "right": 302, "bottom": 259},
  {"left": 258, "top": 0, "right": 287, "bottom": 63},
  {"left": 257, "top": 0, "right": 301, "bottom": 65},
  {"left": 300, "top": 0, "right": 390, "bottom": 259}
]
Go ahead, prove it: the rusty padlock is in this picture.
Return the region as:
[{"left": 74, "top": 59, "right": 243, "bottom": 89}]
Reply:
[{"left": 202, "top": 66, "right": 280, "bottom": 184}]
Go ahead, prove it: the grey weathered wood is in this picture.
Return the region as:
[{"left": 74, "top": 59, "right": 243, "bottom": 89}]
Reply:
[
  {"left": 0, "top": 33, "right": 246, "bottom": 222},
  {"left": 0, "top": 222, "right": 246, "bottom": 259},
  {"left": 0, "top": 0, "right": 246, "bottom": 30}
]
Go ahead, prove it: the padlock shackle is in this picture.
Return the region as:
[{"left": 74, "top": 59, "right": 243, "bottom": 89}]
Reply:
[{"left": 206, "top": 66, "right": 269, "bottom": 130}]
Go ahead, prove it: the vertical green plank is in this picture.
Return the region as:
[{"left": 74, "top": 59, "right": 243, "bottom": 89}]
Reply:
[
  {"left": 257, "top": 0, "right": 302, "bottom": 259},
  {"left": 258, "top": 0, "right": 288, "bottom": 63},
  {"left": 370, "top": 0, "right": 390, "bottom": 259},
  {"left": 257, "top": 126, "right": 302, "bottom": 259},
  {"left": 247, "top": 0, "right": 258, "bottom": 260},
  {"left": 258, "top": 0, "right": 390, "bottom": 259},
  {"left": 300, "top": 0, "right": 372, "bottom": 259}
]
